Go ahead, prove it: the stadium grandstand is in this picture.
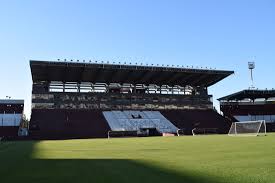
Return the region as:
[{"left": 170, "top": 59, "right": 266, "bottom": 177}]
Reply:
[
  {"left": 0, "top": 99, "right": 26, "bottom": 139},
  {"left": 219, "top": 89, "right": 275, "bottom": 132},
  {"left": 29, "top": 60, "right": 234, "bottom": 139}
]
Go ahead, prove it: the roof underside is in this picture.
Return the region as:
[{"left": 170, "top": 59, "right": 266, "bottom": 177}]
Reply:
[
  {"left": 30, "top": 60, "right": 234, "bottom": 87},
  {"left": 0, "top": 100, "right": 24, "bottom": 104},
  {"left": 218, "top": 89, "right": 275, "bottom": 101}
]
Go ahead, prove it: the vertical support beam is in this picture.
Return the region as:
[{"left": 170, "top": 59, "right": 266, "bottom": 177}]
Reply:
[
  {"left": 46, "top": 81, "right": 50, "bottom": 92},
  {"left": 91, "top": 83, "right": 94, "bottom": 92},
  {"left": 2, "top": 111, "right": 4, "bottom": 126},
  {"left": 184, "top": 86, "right": 186, "bottom": 95},
  {"left": 172, "top": 85, "right": 174, "bottom": 95},
  {"left": 14, "top": 111, "right": 16, "bottom": 126},
  {"left": 77, "top": 82, "right": 80, "bottom": 93},
  {"left": 63, "top": 82, "right": 65, "bottom": 92},
  {"left": 133, "top": 85, "right": 136, "bottom": 94},
  {"left": 106, "top": 84, "right": 109, "bottom": 93}
]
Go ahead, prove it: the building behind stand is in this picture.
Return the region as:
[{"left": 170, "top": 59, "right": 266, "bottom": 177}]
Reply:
[
  {"left": 219, "top": 89, "right": 275, "bottom": 132},
  {"left": 0, "top": 99, "right": 26, "bottom": 139}
]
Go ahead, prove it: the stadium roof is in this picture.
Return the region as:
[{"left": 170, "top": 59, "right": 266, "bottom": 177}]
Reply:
[
  {"left": 218, "top": 89, "right": 275, "bottom": 101},
  {"left": 0, "top": 99, "right": 24, "bottom": 104},
  {"left": 30, "top": 60, "right": 234, "bottom": 87}
]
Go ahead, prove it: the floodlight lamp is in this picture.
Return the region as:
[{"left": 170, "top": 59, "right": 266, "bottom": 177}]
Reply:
[{"left": 248, "top": 62, "right": 255, "bottom": 69}]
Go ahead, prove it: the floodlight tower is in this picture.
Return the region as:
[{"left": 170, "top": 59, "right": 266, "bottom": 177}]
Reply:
[{"left": 248, "top": 61, "right": 255, "bottom": 89}]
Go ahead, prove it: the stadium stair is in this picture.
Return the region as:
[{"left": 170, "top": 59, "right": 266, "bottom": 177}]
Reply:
[{"left": 103, "top": 110, "right": 178, "bottom": 134}]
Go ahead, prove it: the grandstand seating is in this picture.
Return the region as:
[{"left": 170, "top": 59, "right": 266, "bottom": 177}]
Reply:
[
  {"left": 28, "top": 106, "right": 232, "bottom": 138},
  {"left": 29, "top": 109, "right": 230, "bottom": 139},
  {"left": 103, "top": 111, "right": 178, "bottom": 133},
  {"left": 161, "top": 109, "right": 231, "bottom": 135},
  {"left": 29, "top": 109, "right": 110, "bottom": 139}
]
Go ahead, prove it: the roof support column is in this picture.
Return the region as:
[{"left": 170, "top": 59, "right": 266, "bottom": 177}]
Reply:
[
  {"left": 91, "top": 83, "right": 94, "bottom": 92},
  {"left": 133, "top": 85, "right": 136, "bottom": 94},
  {"left": 77, "top": 82, "right": 80, "bottom": 93},
  {"left": 62, "top": 82, "right": 65, "bottom": 93}
]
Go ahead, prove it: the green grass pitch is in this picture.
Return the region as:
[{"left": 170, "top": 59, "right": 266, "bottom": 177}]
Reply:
[{"left": 1, "top": 134, "right": 275, "bottom": 183}]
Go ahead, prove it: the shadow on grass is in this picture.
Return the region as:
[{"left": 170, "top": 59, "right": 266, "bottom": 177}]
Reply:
[{"left": 0, "top": 141, "right": 222, "bottom": 183}]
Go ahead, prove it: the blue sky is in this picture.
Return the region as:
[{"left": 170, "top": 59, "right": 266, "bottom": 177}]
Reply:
[{"left": 0, "top": 0, "right": 274, "bottom": 117}]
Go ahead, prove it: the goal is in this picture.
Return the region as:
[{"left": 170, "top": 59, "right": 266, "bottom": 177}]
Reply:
[{"left": 228, "top": 120, "right": 266, "bottom": 136}]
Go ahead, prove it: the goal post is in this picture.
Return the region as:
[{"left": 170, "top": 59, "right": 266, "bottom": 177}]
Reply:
[{"left": 228, "top": 120, "right": 266, "bottom": 136}]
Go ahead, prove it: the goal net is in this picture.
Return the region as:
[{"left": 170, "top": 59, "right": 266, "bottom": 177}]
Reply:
[{"left": 228, "top": 120, "right": 266, "bottom": 136}]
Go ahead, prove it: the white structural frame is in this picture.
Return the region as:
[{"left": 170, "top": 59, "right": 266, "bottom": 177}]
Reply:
[
  {"left": 192, "top": 128, "right": 196, "bottom": 136},
  {"left": 228, "top": 120, "right": 267, "bottom": 136},
  {"left": 177, "top": 129, "right": 185, "bottom": 136}
]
